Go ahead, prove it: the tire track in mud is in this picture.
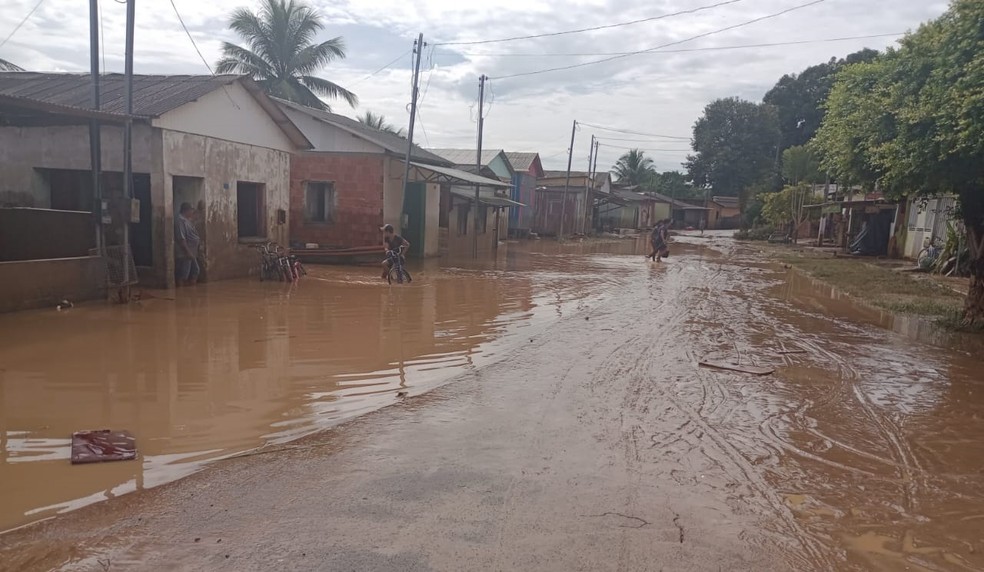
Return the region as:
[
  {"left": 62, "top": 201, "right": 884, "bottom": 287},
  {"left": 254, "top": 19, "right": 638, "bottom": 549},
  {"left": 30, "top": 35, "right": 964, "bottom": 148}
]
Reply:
[{"left": 585, "top": 257, "right": 838, "bottom": 571}]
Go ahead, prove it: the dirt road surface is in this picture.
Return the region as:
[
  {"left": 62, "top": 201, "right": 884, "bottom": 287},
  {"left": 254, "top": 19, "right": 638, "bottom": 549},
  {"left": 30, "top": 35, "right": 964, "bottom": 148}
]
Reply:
[{"left": 2, "top": 235, "right": 983, "bottom": 571}]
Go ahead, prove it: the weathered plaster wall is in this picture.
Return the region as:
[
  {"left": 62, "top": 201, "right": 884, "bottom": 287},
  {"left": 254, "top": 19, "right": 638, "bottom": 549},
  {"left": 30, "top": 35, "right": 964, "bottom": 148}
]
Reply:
[
  {"left": 153, "top": 82, "right": 295, "bottom": 153},
  {"left": 0, "top": 123, "right": 154, "bottom": 207},
  {"left": 382, "top": 158, "right": 440, "bottom": 257},
  {"left": 280, "top": 107, "right": 384, "bottom": 153},
  {"left": 162, "top": 130, "right": 290, "bottom": 282},
  {"left": 289, "top": 152, "right": 385, "bottom": 249}
]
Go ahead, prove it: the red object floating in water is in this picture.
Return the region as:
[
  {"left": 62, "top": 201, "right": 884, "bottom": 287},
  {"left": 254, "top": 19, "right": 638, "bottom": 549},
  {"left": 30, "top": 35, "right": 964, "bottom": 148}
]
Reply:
[{"left": 71, "top": 430, "right": 137, "bottom": 464}]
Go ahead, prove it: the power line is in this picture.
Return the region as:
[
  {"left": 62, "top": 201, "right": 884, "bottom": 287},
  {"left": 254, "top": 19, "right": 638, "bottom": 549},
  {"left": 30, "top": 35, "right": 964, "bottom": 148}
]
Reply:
[
  {"left": 434, "top": 0, "right": 745, "bottom": 46},
  {"left": 580, "top": 122, "right": 690, "bottom": 140},
  {"left": 440, "top": 33, "right": 904, "bottom": 57},
  {"left": 169, "top": 0, "right": 215, "bottom": 74},
  {"left": 0, "top": 0, "right": 45, "bottom": 49},
  {"left": 492, "top": 0, "right": 827, "bottom": 80},
  {"left": 592, "top": 135, "right": 692, "bottom": 144},
  {"left": 350, "top": 49, "right": 412, "bottom": 87},
  {"left": 596, "top": 142, "right": 692, "bottom": 152}
]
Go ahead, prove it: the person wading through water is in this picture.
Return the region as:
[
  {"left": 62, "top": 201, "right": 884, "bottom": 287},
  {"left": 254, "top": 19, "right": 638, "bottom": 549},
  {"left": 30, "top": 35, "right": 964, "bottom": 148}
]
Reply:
[
  {"left": 647, "top": 219, "right": 669, "bottom": 262},
  {"left": 380, "top": 224, "right": 410, "bottom": 280}
]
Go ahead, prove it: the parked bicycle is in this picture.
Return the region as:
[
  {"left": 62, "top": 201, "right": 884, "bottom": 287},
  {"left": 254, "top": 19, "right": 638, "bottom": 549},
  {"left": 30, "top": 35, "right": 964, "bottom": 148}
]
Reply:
[
  {"left": 385, "top": 249, "right": 412, "bottom": 285},
  {"left": 255, "top": 242, "right": 305, "bottom": 282},
  {"left": 917, "top": 237, "right": 942, "bottom": 271}
]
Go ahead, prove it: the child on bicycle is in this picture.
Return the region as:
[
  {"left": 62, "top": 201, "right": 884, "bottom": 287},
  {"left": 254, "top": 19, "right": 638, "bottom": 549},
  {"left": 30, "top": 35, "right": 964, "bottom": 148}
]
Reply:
[{"left": 380, "top": 224, "right": 410, "bottom": 280}]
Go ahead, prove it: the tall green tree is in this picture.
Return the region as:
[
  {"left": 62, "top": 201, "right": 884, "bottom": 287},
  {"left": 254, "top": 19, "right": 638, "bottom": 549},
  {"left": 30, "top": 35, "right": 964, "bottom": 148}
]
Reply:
[
  {"left": 686, "top": 97, "right": 780, "bottom": 224},
  {"left": 814, "top": 0, "right": 984, "bottom": 324},
  {"left": 611, "top": 149, "right": 655, "bottom": 186},
  {"left": 763, "top": 48, "right": 878, "bottom": 150},
  {"left": 357, "top": 111, "right": 405, "bottom": 137},
  {"left": 0, "top": 58, "right": 23, "bottom": 71},
  {"left": 216, "top": 0, "right": 357, "bottom": 111},
  {"left": 781, "top": 145, "right": 822, "bottom": 185},
  {"left": 649, "top": 171, "right": 692, "bottom": 198}
]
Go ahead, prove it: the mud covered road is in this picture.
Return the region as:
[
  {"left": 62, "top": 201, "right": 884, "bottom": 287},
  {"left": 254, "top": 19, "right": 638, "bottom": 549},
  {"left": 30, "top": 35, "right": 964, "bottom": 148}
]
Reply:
[{"left": 2, "top": 235, "right": 984, "bottom": 571}]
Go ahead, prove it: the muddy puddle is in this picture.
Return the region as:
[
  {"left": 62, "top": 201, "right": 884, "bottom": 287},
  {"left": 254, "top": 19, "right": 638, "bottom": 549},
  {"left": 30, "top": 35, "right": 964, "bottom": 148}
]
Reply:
[{"left": 0, "top": 239, "right": 644, "bottom": 532}]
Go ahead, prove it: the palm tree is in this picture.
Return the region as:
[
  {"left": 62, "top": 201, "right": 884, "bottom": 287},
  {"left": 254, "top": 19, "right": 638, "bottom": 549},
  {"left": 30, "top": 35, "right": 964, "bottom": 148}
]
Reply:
[
  {"left": 216, "top": 0, "right": 357, "bottom": 111},
  {"left": 612, "top": 149, "right": 655, "bottom": 186},
  {"left": 0, "top": 58, "right": 23, "bottom": 71},
  {"left": 358, "top": 111, "right": 405, "bottom": 137}
]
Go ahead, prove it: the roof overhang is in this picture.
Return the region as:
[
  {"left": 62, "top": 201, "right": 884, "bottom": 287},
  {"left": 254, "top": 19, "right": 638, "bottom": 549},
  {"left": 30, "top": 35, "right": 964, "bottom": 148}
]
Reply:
[
  {"left": 450, "top": 188, "right": 525, "bottom": 208},
  {"left": 408, "top": 161, "right": 511, "bottom": 188},
  {"left": 0, "top": 93, "right": 136, "bottom": 124}
]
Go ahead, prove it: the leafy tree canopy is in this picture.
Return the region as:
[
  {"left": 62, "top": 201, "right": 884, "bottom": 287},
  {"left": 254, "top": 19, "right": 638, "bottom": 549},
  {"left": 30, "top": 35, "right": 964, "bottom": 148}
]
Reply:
[{"left": 686, "top": 97, "right": 780, "bottom": 220}]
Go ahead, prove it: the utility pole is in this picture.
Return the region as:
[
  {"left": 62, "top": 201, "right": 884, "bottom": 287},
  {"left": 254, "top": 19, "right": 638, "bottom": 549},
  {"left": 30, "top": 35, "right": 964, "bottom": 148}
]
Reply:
[
  {"left": 400, "top": 33, "right": 425, "bottom": 246},
  {"left": 122, "top": 0, "right": 135, "bottom": 296},
  {"left": 473, "top": 74, "right": 487, "bottom": 258},
  {"left": 88, "top": 0, "right": 102, "bottom": 254},
  {"left": 560, "top": 119, "right": 577, "bottom": 239},
  {"left": 584, "top": 135, "right": 595, "bottom": 234}
]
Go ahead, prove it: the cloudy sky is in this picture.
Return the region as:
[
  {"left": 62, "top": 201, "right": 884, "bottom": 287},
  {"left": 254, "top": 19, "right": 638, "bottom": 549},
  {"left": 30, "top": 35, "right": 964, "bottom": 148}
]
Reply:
[{"left": 1, "top": 0, "right": 949, "bottom": 172}]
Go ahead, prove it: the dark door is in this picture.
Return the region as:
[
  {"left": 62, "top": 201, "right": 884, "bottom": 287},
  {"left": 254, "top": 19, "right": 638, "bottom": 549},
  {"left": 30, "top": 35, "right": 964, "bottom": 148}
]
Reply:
[
  {"left": 131, "top": 174, "right": 153, "bottom": 267},
  {"left": 402, "top": 182, "right": 426, "bottom": 257}
]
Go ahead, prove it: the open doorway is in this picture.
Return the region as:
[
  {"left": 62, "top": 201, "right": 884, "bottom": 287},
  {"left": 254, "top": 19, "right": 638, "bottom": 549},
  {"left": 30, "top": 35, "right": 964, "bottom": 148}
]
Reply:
[{"left": 173, "top": 176, "right": 206, "bottom": 279}]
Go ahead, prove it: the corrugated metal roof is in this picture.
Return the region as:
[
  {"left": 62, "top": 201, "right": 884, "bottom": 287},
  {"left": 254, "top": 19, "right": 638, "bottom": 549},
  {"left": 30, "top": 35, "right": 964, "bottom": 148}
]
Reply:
[
  {"left": 450, "top": 188, "right": 524, "bottom": 207},
  {"left": 429, "top": 148, "right": 505, "bottom": 168},
  {"left": 408, "top": 161, "right": 511, "bottom": 188},
  {"left": 277, "top": 98, "right": 448, "bottom": 164},
  {"left": 711, "top": 196, "right": 739, "bottom": 208},
  {"left": 503, "top": 152, "right": 538, "bottom": 171},
  {"left": 0, "top": 72, "right": 241, "bottom": 117}
]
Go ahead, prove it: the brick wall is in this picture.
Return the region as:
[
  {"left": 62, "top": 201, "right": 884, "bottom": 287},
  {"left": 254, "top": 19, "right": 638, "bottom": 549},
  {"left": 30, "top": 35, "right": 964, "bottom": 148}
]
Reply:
[{"left": 290, "top": 153, "right": 385, "bottom": 249}]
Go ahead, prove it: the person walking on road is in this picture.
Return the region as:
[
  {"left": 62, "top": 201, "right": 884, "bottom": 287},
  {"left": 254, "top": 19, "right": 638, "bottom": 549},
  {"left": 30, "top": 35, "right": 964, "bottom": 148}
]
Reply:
[
  {"left": 174, "top": 202, "right": 201, "bottom": 287},
  {"left": 648, "top": 219, "right": 670, "bottom": 262}
]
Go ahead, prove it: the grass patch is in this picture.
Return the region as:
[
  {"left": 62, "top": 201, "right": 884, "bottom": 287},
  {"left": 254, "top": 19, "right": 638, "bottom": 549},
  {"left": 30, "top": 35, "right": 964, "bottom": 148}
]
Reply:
[{"left": 777, "top": 252, "right": 966, "bottom": 322}]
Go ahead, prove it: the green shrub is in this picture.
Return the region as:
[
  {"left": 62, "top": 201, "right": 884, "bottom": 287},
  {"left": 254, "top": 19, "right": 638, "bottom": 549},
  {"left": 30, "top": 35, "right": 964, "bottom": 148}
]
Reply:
[{"left": 734, "top": 227, "right": 775, "bottom": 241}]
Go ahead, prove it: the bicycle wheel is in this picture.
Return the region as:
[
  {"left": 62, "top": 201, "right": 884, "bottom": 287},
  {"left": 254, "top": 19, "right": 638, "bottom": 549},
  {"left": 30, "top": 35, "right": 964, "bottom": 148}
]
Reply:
[{"left": 388, "top": 267, "right": 410, "bottom": 285}]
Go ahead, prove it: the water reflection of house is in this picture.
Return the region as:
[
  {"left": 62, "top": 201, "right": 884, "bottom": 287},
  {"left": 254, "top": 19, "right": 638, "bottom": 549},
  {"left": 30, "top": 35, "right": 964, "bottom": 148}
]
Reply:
[
  {"left": 427, "top": 148, "right": 521, "bottom": 256},
  {"left": 503, "top": 152, "right": 544, "bottom": 238},
  {"left": 0, "top": 73, "right": 312, "bottom": 311},
  {"left": 705, "top": 196, "right": 741, "bottom": 229},
  {"left": 277, "top": 103, "right": 511, "bottom": 258}
]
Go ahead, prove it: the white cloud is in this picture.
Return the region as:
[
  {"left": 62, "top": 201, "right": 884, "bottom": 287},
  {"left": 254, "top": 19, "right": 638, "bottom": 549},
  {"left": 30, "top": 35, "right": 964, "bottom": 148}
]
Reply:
[{"left": 0, "top": 0, "right": 949, "bottom": 171}]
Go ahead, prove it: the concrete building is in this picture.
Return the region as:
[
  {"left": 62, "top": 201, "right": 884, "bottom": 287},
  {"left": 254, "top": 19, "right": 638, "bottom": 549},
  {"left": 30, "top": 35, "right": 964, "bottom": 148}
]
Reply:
[
  {"left": 277, "top": 102, "right": 511, "bottom": 259},
  {"left": 537, "top": 170, "right": 612, "bottom": 236},
  {"left": 904, "top": 195, "right": 958, "bottom": 259},
  {"left": 428, "top": 148, "right": 522, "bottom": 256},
  {"left": 705, "top": 196, "right": 741, "bottom": 229},
  {"left": 0, "top": 73, "right": 311, "bottom": 311},
  {"left": 503, "top": 152, "right": 544, "bottom": 238}
]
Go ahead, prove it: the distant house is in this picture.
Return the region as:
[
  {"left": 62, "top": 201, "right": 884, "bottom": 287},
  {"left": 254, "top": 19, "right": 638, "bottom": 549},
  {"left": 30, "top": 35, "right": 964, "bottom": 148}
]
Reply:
[
  {"left": 706, "top": 196, "right": 741, "bottom": 229},
  {"left": 277, "top": 99, "right": 467, "bottom": 258},
  {"left": 0, "top": 72, "right": 311, "bottom": 311},
  {"left": 503, "top": 152, "right": 544, "bottom": 238},
  {"left": 429, "top": 148, "right": 522, "bottom": 255},
  {"left": 536, "top": 170, "right": 612, "bottom": 236}
]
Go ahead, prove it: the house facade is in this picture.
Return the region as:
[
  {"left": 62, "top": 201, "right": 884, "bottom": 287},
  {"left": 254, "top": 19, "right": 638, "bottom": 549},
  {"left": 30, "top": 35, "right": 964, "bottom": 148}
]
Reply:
[
  {"left": 504, "top": 152, "right": 543, "bottom": 238},
  {"left": 429, "top": 148, "right": 520, "bottom": 255},
  {"left": 904, "top": 195, "right": 958, "bottom": 259},
  {"left": 0, "top": 73, "right": 309, "bottom": 312},
  {"left": 706, "top": 196, "right": 741, "bottom": 229},
  {"left": 537, "top": 170, "right": 611, "bottom": 236}
]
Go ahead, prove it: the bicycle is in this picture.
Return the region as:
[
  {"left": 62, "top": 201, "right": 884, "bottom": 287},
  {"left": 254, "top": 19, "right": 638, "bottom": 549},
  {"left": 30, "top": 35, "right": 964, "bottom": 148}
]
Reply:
[
  {"left": 916, "top": 237, "right": 942, "bottom": 271},
  {"left": 255, "top": 242, "right": 305, "bottom": 282},
  {"left": 385, "top": 249, "right": 412, "bottom": 285}
]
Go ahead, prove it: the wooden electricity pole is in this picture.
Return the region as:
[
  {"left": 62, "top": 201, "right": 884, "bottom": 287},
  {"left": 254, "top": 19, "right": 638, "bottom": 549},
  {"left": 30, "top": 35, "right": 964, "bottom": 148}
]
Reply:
[
  {"left": 400, "top": 33, "right": 425, "bottom": 244},
  {"left": 473, "top": 74, "right": 487, "bottom": 258},
  {"left": 560, "top": 119, "right": 577, "bottom": 239}
]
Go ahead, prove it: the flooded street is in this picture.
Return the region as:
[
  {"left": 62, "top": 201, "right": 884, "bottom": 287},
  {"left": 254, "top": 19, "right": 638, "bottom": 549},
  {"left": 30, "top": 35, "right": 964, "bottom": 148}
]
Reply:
[{"left": 2, "top": 235, "right": 984, "bottom": 571}]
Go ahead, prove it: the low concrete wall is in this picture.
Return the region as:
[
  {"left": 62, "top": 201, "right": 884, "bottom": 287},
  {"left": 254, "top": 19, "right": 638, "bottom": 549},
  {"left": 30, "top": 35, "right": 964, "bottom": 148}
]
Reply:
[{"left": 0, "top": 256, "right": 105, "bottom": 313}]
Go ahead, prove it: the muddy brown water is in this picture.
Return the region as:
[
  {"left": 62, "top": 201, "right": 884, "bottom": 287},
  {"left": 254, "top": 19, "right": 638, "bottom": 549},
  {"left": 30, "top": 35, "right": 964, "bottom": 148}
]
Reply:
[
  {"left": 2, "top": 234, "right": 984, "bottom": 571},
  {"left": 0, "top": 240, "right": 638, "bottom": 534}
]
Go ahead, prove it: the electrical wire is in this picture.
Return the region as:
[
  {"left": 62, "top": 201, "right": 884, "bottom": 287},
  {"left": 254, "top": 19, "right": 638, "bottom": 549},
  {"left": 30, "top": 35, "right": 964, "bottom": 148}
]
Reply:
[
  {"left": 491, "top": 0, "right": 827, "bottom": 80},
  {"left": 580, "top": 122, "right": 690, "bottom": 140},
  {"left": 592, "top": 135, "right": 691, "bottom": 144},
  {"left": 0, "top": 0, "right": 45, "bottom": 49},
  {"left": 441, "top": 32, "right": 904, "bottom": 57},
  {"left": 350, "top": 49, "right": 412, "bottom": 87},
  {"left": 169, "top": 0, "right": 215, "bottom": 74},
  {"left": 434, "top": 0, "right": 745, "bottom": 46}
]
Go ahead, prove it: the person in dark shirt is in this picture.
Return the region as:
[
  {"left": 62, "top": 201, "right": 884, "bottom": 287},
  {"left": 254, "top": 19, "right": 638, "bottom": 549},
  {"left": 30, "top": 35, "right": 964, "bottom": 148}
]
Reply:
[{"left": 380, "top": 224, "right": 410, "bottom": 280}]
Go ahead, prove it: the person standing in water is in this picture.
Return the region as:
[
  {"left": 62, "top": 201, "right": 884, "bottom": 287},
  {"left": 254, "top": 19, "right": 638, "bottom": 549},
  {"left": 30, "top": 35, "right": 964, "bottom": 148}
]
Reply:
[{"left": 648, "top": 219, "right": 667, "bottom": 262}]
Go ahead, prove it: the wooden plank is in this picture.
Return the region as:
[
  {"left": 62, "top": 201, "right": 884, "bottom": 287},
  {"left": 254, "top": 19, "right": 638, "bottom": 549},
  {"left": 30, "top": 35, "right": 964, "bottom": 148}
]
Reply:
[{"left": 699, "top": 360, "right": 774, "bottom": 376}]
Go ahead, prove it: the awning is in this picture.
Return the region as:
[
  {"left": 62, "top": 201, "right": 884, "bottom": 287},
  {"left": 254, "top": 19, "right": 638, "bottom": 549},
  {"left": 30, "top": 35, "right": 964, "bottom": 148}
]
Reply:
[
  {"left": 408, "top": 161, "right": 511, "bottom": 189},
  {"left": 450, "top": 188, "right": 525, "bottom": 208}
]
